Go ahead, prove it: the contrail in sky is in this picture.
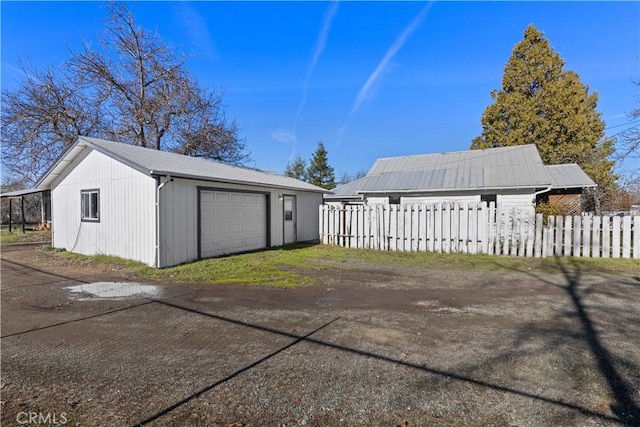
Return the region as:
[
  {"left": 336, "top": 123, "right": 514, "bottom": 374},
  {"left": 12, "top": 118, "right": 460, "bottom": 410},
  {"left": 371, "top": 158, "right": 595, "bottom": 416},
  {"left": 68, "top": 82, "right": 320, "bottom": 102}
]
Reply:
[
  {"left": 290, "top": 1, "right": 339, "bottom": 159},
  {"left": 338, "top": 1, "right": 433, "bottom": 145}
]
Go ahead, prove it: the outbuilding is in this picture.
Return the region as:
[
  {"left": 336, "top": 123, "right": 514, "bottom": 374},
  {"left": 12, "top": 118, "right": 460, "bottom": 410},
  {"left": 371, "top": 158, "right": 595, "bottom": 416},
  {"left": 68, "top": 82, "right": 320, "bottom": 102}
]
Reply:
[
  {"left": 325, "top": 145, "right": 596, "bottom": 215},
  {"left": 35, "top": 136, "right": 327, "bottom": 267}
]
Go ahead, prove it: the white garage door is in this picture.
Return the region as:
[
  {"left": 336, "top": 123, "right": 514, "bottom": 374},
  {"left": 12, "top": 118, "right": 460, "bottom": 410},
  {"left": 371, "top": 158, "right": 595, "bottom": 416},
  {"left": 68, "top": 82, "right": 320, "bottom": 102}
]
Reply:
[{"left": 200, "top": 190, "right": 267, "bottom": 258}]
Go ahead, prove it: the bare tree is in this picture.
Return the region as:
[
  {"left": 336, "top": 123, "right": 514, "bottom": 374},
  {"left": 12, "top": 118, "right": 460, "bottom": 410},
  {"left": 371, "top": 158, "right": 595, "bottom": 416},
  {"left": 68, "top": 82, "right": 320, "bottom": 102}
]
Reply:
[
  {"left": 1, "top": 61, "right": 103, "bottom": 183},
  {"left": 1, "top": 2, "right": 248, "bottom": 185}
]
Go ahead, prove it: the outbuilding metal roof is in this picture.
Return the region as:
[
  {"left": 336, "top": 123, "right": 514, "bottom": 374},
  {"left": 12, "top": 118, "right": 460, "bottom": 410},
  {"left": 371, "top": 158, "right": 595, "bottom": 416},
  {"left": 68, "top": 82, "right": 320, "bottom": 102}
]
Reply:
[
  {"left": 327, "top": 145, "right": 596, "bottom": 199},
  {"left": 0, "top": 188, "right": 49, "bottom": 198},
  {"left": 546, "top": 164, "right": 596, "bottom": 189},
  {"left": 37, "top": 136, "right": 327, "bottom": 193}
]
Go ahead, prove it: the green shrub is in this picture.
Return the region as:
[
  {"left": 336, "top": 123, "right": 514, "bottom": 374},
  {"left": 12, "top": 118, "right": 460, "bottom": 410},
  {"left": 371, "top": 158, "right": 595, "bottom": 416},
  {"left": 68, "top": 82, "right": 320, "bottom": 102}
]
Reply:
[{"left": 535, "top": 202, "right": 566, "bottom": 224}]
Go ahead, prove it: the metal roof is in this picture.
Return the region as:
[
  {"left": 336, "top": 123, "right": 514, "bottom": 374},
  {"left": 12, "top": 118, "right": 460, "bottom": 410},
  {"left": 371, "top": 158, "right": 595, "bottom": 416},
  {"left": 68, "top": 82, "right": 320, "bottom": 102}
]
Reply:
[
  {"left": 327, "top": 146, "right": 598, "bottom": 200},
  {"left": 546, "top": 164, "right": 596, "bottom": 189},
  {"left": 38, "top": 136, "right": 327, "bottom": 193},
  {"left": 0, "top": 188, "right": 49, "bottom": 198},
  {"left": 327, "top": 145, "right": 554, "bottom": 199}
]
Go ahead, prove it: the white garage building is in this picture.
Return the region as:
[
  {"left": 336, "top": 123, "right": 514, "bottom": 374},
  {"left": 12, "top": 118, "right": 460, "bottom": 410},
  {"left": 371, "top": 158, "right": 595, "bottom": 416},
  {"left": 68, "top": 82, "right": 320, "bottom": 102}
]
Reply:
[{"left": 35, "top": 136, "right": 327, "bottom": 267}]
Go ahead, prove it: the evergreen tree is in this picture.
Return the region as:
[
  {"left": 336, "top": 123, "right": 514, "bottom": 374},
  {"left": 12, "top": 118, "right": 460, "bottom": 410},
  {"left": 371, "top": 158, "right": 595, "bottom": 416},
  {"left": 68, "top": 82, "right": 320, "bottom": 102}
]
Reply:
[
  {"left": 306, "top": 141, "right": 335, "bottom": 189},
  {"left": 471, "top": 25, "right": 616, "bottom": 212},
  {"left": 284, "top": 155, "right": 307, "bottom": 181}
]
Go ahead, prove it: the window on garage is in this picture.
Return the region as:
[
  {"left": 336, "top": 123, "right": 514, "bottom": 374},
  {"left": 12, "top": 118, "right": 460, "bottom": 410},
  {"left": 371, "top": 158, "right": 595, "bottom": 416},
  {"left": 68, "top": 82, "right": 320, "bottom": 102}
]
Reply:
[{"left": 81, "top": 189, "right": 100, "bottom": 222}]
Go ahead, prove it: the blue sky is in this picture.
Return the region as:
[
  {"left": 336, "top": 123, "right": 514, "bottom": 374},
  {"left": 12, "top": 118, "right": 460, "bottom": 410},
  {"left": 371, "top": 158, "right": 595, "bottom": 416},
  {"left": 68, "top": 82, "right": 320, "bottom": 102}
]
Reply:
[{"left": 2, "top": 1, "right": 639, "bottom": 179}]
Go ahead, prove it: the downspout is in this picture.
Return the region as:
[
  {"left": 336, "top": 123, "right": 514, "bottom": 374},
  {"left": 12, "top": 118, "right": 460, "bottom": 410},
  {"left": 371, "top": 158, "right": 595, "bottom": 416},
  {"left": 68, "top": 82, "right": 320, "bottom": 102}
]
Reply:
[
  {"left": 155, "top": 174, "right": 171, "bottom": 268},
  {"left": 533, "top": 185, "right": 553, "bottom": 207}
]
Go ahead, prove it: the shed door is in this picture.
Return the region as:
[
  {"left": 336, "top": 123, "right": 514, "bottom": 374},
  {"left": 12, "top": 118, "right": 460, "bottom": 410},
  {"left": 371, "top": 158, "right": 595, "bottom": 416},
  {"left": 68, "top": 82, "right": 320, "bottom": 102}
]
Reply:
[
  {"left": 283, "top": 195, "right": 297, "bottom": 244},
  {"left": 200, "top": 190, "right": 267, "bottom": 258}
]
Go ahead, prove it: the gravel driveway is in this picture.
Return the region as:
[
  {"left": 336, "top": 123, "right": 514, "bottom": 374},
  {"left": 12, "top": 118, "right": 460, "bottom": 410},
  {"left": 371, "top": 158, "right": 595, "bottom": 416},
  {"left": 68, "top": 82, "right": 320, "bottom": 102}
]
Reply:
[{"left": 1, "top": 244, "right": 639, "bottom": 426}]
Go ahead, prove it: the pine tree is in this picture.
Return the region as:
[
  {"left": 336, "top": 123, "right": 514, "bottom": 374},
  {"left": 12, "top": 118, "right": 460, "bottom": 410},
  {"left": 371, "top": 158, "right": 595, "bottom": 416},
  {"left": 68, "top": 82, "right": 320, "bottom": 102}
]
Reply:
[
  {"left": 284, "top": 156, "right": 307, "bottom": 181},
  {"left": 306, "top": 141, "right": 335, "bottom": 190},
  {"left": 471, "top": 25, "right": 616, "bottom": 212}
]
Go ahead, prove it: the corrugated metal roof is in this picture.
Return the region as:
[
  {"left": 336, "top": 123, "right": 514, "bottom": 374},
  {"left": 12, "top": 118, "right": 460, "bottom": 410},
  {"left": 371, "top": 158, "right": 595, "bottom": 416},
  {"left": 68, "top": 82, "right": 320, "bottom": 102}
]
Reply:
[
  {"left": 327, "top": 146, "right": 598, "bottom": 200},
  {"left": 546, "top": 164, "right": 596, "bottom": 189},
  {"left": 0, "top": 188, "right": 48, "bottom": 198},
  {"left": 328, "top": 145, "right": 551, "bottom": 199},
  {"left": 38, "top": 136, "right": 327, "bottom": 193}
]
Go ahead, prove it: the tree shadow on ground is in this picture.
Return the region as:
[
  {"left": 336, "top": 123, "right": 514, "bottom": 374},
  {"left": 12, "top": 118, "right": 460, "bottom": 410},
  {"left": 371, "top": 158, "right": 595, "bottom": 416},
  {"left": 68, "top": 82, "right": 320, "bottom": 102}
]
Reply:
[
  {"left": 132, "top": 297, "right": 627, "bottom": 426},
  {"left": 488, "top": 256, "right": 640, "bottom": 425}
]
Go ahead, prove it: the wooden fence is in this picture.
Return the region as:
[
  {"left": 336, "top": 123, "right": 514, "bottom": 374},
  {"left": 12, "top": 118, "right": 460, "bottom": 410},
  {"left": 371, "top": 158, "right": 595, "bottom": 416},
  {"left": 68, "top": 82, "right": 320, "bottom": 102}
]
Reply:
[{"left": 319, "top": 203, "right": 640, "bottom": 259}]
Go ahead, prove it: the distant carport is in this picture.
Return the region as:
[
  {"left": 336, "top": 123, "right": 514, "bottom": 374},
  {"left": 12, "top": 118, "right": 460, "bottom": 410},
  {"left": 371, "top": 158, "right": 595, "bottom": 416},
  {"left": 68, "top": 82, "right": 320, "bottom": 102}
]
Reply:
[{"left": 0, "top": 188, "right": 51, "bottom": 233}]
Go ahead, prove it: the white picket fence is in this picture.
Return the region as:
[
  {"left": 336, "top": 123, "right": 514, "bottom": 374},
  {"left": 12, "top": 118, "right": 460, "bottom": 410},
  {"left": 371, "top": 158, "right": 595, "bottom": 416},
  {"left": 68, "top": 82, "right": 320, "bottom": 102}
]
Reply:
[{"left": 319, "top": 203, "right": 640, "bottom": 259}]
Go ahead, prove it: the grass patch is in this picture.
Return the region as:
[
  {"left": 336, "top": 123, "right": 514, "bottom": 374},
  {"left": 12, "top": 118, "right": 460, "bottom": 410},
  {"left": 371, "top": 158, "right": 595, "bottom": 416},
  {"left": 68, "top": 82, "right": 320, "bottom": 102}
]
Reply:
[
  {"left": 1, "top": 227, "right": 51, "bottom": 244},
  {"left": 42, "top": 243, "right": 639, "bottom": 288}
]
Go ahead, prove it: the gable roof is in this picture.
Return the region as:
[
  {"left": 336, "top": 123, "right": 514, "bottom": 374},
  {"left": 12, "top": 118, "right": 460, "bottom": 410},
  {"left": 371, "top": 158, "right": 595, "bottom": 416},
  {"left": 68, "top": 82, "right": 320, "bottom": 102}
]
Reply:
[
  {"left": 37, "top": 136, "right": 327, "bottom": 193},
  {"left": 327, "top": 145, "right": 596, "bottom": 200}
]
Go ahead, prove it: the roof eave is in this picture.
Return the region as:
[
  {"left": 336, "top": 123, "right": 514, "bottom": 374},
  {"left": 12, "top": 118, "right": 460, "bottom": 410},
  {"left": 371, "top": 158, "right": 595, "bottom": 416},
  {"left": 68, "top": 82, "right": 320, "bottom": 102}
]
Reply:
[
  {"left": 357, "top": 185, "right": 553, "bottom": 195},
  {"left": 35, "top": 138, "right": 86, "bottom": 189},
  {"left": 149, "top": 170, "right": 329, "bottom": 193}
]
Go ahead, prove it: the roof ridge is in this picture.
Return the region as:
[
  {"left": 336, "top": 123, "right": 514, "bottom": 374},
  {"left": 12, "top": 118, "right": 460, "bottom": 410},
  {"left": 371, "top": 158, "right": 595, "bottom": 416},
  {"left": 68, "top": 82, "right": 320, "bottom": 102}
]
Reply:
[{"left": 373, "top": 144, "right": 538, "bottom": 162}]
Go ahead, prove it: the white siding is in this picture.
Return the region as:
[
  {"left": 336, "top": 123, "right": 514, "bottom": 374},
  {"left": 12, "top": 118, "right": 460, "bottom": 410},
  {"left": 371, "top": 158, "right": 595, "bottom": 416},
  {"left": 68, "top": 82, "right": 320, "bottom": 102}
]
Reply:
[
  {"left": 159, "top": 178, "right": 323, "bottom": 267},
  {"left": 498, "top": 193, "right": 536, "bottom": 216},
  {"left": 402, "top": 195, "right": 480, "bottom": 205},
  {"left": 51, "top": 149, "right": 156, "bottom": 266},
  {"left": 366, "top": 197, "right": 390, "bottom": 205}
]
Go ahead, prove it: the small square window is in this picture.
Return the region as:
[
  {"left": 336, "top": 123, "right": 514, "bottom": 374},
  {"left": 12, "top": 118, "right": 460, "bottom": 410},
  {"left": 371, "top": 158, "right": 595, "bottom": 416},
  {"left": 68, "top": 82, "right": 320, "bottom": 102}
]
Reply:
[{"left": 81, "top": 189, "right": 100, "bottom": 222}]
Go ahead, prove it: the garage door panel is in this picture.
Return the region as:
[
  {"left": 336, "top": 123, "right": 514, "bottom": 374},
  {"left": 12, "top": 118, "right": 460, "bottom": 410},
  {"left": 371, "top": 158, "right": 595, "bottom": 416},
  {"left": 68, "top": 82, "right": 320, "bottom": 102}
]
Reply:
[{"left": 200, "top": 190, "right": 267, "bottom": 258}]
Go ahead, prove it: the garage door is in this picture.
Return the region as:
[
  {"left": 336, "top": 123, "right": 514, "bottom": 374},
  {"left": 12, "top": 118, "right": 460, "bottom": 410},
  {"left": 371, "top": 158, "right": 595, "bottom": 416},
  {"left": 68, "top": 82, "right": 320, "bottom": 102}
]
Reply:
[{"left": 200, "top": 190, "right": 267, "bottom": 258}]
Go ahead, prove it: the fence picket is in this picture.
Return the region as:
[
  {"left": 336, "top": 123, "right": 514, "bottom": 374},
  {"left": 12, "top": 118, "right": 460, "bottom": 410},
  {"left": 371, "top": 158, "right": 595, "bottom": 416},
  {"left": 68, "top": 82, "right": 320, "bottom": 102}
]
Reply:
[
  {"left": 612, "top": 216, "right": 621, "bottom": 258},
  {"left": 318, "top": 205, "right": 637, "bottom": 260},
  {"left": 534, "top": 213, "right": 543, "bottom": 258},
  {"left": 622, "top": 216, "right": 631, "bottom": 259},
  {"left": 582, "top": 216, "right": 591, "bottom": 257},
  {"left": 634, "top": 216, "right": 640, "bottom": 259},
  {"left": 573, "top": 216, "right": 582, "bottom": 257},
  {"left": 602, "top": 216, "right": 610, "bottom": 258},
  {"left": 480, "top": 203, "right": 489, "bottom": 254},
  {"left": 592, "top": 216, "right": 600, "bottom": 258}
]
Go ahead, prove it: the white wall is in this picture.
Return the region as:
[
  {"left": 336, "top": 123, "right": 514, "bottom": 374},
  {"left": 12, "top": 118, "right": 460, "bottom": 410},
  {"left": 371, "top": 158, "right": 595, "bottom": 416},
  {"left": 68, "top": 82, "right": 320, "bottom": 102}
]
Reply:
[
  {"left": 51, "top": 149, "right": 157, "bottom": 266},
  {"left": 159, "top": 178, "right": 323, "bottom": 267},
  {"left": 401, "top": 195, "right": 480, "bottom": 205},
  {"left": 365, "top": 197, "right": 390, "bottom": 205},
  {"left": 498, "top": 193, "right": 536, "bottom": 216},
  {"left": 334, "top": 192, "right": 534, "bottom": 216}
]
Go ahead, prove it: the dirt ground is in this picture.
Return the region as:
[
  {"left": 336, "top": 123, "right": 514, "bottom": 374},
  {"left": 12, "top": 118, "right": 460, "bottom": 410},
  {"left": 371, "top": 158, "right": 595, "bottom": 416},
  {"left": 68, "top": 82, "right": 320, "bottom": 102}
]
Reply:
[{"left": 1, "top": 243, "right": 639, "bottom": 426}]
